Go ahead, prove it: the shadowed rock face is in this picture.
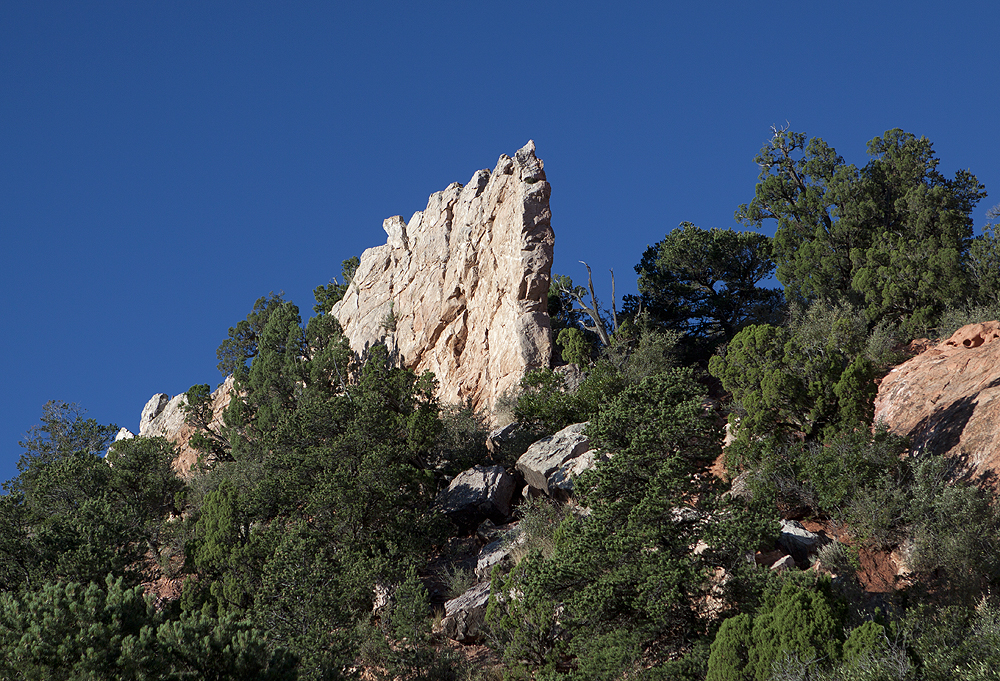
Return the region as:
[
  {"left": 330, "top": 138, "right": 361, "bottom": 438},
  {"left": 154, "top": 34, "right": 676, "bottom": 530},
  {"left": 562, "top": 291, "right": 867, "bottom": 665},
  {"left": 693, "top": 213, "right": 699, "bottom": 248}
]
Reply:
[
  {"left": 875, "top": 322, "right": 1000, "bottom": 480},
  {"left": 333, "top": 141, "right": 554, "bottom": 416}
]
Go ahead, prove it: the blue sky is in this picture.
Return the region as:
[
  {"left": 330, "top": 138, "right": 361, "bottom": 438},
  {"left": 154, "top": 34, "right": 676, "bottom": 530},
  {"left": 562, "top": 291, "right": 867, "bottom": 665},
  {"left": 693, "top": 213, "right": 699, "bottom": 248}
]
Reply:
[{"left": 2, "top": 1, "right": 998, "bottom": 484}]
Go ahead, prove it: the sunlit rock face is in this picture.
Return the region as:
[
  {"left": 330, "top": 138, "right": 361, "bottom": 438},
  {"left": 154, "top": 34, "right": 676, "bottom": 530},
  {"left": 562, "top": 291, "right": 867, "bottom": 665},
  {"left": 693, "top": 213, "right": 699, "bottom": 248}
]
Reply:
[
  {"left": 137, "top": 376, "right": 234, "bottom": 478},
  {"left": 875, "top": 321, "right": 1000, "bottom": 478},
  {"left": 333, "top": 141, "right": 554, "bottom": 416}
]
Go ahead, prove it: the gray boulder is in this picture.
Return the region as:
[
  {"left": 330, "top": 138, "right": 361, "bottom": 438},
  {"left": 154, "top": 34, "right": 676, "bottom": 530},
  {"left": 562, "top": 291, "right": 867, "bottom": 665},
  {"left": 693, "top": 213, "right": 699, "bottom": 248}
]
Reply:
[
  {"left": 433, "top": 581, "right": 491, "bottom": 642},
  {"left": 437, "top": 465, "right": 516, "bottom": 529},
  {"left": 778, "top": 520, "right": 821, "bottom": 562},
  {"left": 516, "top": 422, "right": 605, "bottom": 499},
  {"left": 476, "top": 538, "right": 510, "bottom": 579},
  {"left": 476, "top": 519, "right": 502, "bottom": 545},
  {"left": 485, "top": 421, "right": 540, "bottom": 462},
  {"left": 475, "top": 527, "right": 525, "bottom": 579}
]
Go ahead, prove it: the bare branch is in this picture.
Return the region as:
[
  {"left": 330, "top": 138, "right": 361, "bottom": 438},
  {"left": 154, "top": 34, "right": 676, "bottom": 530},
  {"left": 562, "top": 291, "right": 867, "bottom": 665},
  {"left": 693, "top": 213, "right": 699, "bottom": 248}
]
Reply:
[{"left": 610, "top": 268, "right": 618, "bottom": 334}]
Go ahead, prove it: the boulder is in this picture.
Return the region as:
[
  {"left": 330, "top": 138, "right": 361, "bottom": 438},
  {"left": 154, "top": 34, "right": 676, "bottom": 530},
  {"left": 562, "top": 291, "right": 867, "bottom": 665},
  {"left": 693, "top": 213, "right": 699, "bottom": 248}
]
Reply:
[
  {"left": 875, "top": 321, "right": 1000, "bottom": 478},
  {"left": 476, "top": 538, "right": 511, "bottom": 579},
  {"left": 485, "top": 421, "right": 538, "bottom": 463},
  {"left": 437, "top": 465, "right": 516, "bottom": 528},
  {"left": 778, "top": 520, "right": 821, "bottom": 562},
  {"left": 475, "top": 523, "right": 525, "bottom": 579},
  {"left": 516, "top": 422, "right": 604, "bottom": 499},
  {"left": 486, "top": 422, "right": 520, "bottom": 457},
  {"left": 476, "top": 518, "right": 502, "bottom": 545},
  {"left": 433, "top": 581, "right": 491, "bottom": 643},
  {"left": 333, "top": 141, "right": 554, "bottom": 417}
]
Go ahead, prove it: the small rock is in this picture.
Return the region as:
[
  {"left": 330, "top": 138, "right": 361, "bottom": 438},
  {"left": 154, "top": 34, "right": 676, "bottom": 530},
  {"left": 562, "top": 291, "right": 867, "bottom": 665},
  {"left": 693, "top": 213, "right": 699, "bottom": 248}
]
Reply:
[
  {"left": 771, "top": 555, "right": 797, "bottom": 571},
  {"left": 476, "top": 519, "right": 501, "bottom": 545},
  {"left": 476, "top": 539, "right": 511, "bottom": 579}
]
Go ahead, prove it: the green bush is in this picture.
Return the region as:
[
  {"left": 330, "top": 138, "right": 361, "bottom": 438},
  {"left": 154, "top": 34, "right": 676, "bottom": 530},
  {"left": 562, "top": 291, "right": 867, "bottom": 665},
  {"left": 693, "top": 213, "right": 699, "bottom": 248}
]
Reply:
[
  {"left": 707, "top": 579, "right": 847, "bottom": 681},
  {"left": 707, "top": 613, "right": 753, "bottom": 681},
  {"left": 710, "top": 301, "right": 884, "bottom": 443},
  {"left": 556, "top": 327, "right": 591, "bottom": 366},
  {"left": 0, "top": 576, "right": 297, "bottom": 680}
]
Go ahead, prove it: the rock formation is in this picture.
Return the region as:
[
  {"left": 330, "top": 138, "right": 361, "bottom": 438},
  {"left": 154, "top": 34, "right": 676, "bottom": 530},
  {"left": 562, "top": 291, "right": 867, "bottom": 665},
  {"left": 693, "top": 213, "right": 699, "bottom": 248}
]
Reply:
[
  {"left": 136, "top": 377, "right": 234, "bottom": 477},
  {"left": 333, "top": 141, "right": 554, "bottom": 416},
  {"left": 874, "top": 321, "right": 1000, "bottom": 478}
]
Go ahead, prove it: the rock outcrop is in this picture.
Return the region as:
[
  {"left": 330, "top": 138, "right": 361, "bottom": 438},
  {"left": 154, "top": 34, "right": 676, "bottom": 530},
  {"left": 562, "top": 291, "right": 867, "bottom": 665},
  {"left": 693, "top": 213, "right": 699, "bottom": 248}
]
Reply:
[
  {"left": 333, "top": 141, "right": 554, "bottom": 416},
  {"left": 874, "top": 321, "right": 1000, "bottom": 478},
  {"left": 777, "top": 519, "right": 822, "bottom": 563},
  {"left": 113, "top": 427, "right": 135, "bottom": 443},
  {"left": 136, "top": 377, "right": 234, "bottom": 477}
]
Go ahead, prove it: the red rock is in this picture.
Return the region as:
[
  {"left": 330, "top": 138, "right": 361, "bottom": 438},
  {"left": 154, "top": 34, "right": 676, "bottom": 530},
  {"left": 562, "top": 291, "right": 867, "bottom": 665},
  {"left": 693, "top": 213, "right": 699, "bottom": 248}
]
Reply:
[{"left": 874, "top": 321, "right": 1000, "bottom": 479}]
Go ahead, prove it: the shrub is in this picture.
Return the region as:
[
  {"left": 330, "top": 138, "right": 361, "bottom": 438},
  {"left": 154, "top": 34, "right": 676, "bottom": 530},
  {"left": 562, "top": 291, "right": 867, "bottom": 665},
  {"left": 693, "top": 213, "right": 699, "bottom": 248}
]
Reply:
[
  {"left": 505, "top": 497, "right": 567, "bottom": 564},
  {"left": 707, "top": 579, "right": 846, "bottom": 681}
]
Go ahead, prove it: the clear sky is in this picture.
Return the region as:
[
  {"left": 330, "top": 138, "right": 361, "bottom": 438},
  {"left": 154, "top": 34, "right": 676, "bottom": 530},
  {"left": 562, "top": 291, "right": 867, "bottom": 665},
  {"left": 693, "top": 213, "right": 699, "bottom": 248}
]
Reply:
[{"left": 2, "top": 1, "right": 998, "bottom": 484}]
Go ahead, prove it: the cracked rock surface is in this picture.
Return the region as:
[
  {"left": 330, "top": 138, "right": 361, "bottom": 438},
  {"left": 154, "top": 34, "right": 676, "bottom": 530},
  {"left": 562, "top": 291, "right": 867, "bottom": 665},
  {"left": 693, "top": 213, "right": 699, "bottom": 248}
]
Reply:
[{"left": 333, "top": 141, "right": 554, "bottom": 416}]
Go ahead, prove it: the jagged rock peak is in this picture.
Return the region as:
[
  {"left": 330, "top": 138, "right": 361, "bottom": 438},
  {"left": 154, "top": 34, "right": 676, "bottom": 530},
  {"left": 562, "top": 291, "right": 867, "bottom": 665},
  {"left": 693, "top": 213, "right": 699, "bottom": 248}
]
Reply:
[{"left": 333, "top": 141, "right": 554, "bottom": 416}]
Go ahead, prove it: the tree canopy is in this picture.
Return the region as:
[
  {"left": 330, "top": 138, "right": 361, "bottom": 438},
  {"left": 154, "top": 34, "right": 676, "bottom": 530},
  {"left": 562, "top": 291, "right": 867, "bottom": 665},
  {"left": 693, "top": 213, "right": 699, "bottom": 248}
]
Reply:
[
  {"left": 628, "top": 222, "right": 784, "bottom": 358},
  {"left": 737, "top": 128, "right": 987, "bottom": 333}
]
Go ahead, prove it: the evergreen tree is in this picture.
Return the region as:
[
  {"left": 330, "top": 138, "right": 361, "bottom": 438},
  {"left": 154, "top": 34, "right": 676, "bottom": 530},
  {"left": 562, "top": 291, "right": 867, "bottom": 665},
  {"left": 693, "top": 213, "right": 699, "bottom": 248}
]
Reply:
[
  {"left": 737, "top": 128, "right": 986, "bottom": 334},
  {"left": 628, "top": 222, "right": 784, "bottom": 360}
]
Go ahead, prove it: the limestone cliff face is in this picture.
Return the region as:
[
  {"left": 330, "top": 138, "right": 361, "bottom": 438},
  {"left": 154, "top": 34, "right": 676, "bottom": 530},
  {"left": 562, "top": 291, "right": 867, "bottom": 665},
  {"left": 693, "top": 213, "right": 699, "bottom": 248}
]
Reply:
[
  {"left": 333, "top": 141, "right": 554, "bottom": 415},
  {"left": 136, "top": 376, "right": 234, "bottom": 478},
  {"left": 874, "top": 322, "right": 1000, "bottom": 478}
]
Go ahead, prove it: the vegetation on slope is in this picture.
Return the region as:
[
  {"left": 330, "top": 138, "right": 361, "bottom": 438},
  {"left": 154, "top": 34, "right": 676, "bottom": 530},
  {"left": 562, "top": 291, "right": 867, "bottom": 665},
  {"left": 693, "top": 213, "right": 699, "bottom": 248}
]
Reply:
[{"left": 3, "top": 130, "right": 1000, "bottom": 679}]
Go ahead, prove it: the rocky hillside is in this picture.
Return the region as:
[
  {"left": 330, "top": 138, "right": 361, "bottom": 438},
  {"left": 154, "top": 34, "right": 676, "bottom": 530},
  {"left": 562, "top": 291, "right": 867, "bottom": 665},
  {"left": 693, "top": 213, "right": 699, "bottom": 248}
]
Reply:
[{"left": 11, "top": 131, "right": 1000, "bottom": 680}]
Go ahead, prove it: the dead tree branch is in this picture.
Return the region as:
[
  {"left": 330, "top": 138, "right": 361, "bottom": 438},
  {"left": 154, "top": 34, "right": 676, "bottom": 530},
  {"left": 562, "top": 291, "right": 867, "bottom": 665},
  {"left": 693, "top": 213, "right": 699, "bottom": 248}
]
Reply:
[{"left": 557, "top": 261, "right": 614, "bottom": 347}]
